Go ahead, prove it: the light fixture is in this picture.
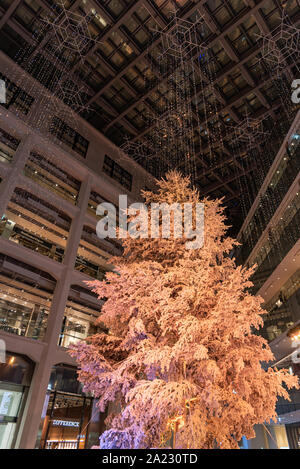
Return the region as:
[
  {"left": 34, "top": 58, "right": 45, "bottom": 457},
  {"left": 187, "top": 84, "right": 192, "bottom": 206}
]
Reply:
[
  {"left": 287, "top": 324, "right": 300, "bottom": 341},
  {"left": 8, "top": 356, "right": 15, "bottom": 365}
]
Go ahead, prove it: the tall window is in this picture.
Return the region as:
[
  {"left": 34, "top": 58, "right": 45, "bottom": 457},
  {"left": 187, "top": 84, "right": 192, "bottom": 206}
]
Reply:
[
  {"left": 0, "top": 73, "right": 34, "bottom": 115},
  {"left": 102, "top": 154, "right": 132, "bottom": 191},
  {"left": 0, "top": 128, "right": 19, "bottom": 164},
  {"left": 50, "top": 117, "right": 89, "bottom": 158}
]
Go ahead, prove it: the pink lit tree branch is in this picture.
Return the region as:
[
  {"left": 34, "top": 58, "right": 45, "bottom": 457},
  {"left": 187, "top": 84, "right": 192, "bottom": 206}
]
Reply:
[{"left": 69, "top": 171, "right": 298, "bottom": 449}]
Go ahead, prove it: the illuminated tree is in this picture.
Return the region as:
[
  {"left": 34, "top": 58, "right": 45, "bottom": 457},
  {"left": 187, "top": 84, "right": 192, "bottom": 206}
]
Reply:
[{"left": 70, "top": 171, "right": 298, "bottom": 449}]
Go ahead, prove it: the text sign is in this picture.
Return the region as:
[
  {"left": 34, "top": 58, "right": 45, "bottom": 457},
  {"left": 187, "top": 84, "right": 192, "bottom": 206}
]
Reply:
[{"left": 52, "top": 419, "right": 80, "bottom": 427}]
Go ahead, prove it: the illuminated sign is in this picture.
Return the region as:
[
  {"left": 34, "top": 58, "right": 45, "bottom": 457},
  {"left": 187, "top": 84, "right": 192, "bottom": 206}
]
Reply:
[
  {"left": 52, "top": 419, "right": 80, "bottom": 427},
  {"left": 0, "top": 339, "right": 5, "bottom": 364},
  {"left": 0, "top": 391, "right": 13, "bottom": 415},
  {"left": 0, "top": 80, "right": 6, "bottom": 104}
]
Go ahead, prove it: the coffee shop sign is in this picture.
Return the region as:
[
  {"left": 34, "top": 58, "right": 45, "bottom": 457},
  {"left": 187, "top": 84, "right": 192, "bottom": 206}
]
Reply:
[{"left": 52, "top": 420, "right": 80, "bottom": 427}]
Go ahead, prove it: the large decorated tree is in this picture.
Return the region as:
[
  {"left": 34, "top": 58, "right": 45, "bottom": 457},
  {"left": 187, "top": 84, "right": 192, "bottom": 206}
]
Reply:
[{"left": 70, "top": 171, "right": 298, "bottom": 449}]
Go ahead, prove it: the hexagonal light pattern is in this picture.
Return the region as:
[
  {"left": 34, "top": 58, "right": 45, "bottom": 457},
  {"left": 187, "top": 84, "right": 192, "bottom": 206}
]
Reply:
[
  {"left": 157, "top": 12, "right": 207, "bottom": 60},
  {"left": 259, "top": 16, "right": 299, "bottom": 72},
  {"left": 232, "top": 115, "right": 270, "bottom": 149},
  {"left": 55, "top": 79, "right": 90, "bottom": 114},
  {"left": 43, "top": 2, "right": 102, "bottom": 63}
]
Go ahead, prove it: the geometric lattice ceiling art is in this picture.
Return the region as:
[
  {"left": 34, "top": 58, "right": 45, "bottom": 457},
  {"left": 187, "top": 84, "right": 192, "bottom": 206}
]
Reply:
[
  {"left": 232, "top": 114, "right": 270, "bottom": 150},
  {"left": 42, "top": 77, "right": 91, "bottom": 124},
  {"left": 257, "top": 9, "right": 299, "bottom": 122},
  {"left": 42, "top": 1, "right": 101, "bottom": 63},
  {"left": 55, "top": 78, "right": 91, "bottom": 114},
  {"left": 122, "top": 9, "right": 219, "bottom": 182},
  {"left": 1, "top": 0, "right": 300, "bottom": 233},
  {"left": 157, "top": 12, "right": 206, "bottom": 61},
  {"left": 155, "top": 112, "right": 190, "bottom": 140},
  {"left": 36, "top": 2, "right": 102, "bottom": 122},
  {"left": 120, "top": 136, "right": 154, "bottom": 163},
  {"left": 259, "top": 12, "right": 300, "bottom": 75}
]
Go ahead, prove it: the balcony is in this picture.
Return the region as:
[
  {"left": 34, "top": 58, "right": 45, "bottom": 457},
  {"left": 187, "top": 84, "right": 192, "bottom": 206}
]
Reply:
[
  {"left": 250, "top": 200, "right": 300, "bottom": 294},
  {"left": 74, "top": 256, "right": 106, "bottom": 280},
  {"left": 1, "top": 187, "right": 72, "bottom": 263},
  {"left": 58, "top": 289, "right": 102, "bottom": 349},
  {"left": 236, "top": 130, "right": 300, "bottom": 265},
  {"left": 24, "top": 151, "right": 81, "bottom": 205},
  {"left": 0, "top": 263, "right": 54, "bottom": 341},
  {"left": 0, "top": 128, "right": 19, "bottom": 164}
]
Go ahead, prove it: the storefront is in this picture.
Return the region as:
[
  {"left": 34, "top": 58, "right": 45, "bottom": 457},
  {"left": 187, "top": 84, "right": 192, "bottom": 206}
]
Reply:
[
  {"left": 40, "top": 391, "right": 92, "bottom": 449},
  {"left": 38, "top": 364, "right": 106, "bottom": 449},
  {"left": 0, "top": 353, "right": 34, "bottom": 448},
  {"left": 286, "top": 423, "right": 300, "bottom": 449}
]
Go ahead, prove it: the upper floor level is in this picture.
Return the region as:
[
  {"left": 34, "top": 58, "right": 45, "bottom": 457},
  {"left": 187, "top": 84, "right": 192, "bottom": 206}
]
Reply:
[
  {"left": 0, "top": 51, "right": 155, "bottom": 201},
  {"left": 235, "top": 109, "right": 300, "bottom": 267}
]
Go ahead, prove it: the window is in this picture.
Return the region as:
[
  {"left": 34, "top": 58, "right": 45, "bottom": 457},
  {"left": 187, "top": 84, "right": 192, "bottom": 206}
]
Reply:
[
  {"left": 0, "top": 73, "right": 34, "bottom": 115},
  {"left": 102, "top": 154, "right": 132, "bottom": 191},
  {"left": 49, "top": 117, "right": 89, "bottom": 158},
  {"left": 0, "top": 353, "right": 33, "bottom": 449},
  {"left": 0, "top": 128, "right": 19, "bottom": 164},
  {"left": 25, "top": 151, "right": 81, "bottom": 204}
]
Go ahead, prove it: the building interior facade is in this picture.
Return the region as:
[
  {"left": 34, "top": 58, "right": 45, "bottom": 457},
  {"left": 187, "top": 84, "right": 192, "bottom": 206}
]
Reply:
[{"left": 0, "top": 0, "right": 299, "bottom": 450}]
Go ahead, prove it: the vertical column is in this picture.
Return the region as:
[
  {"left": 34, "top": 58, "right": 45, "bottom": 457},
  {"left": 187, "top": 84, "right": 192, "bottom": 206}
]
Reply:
[
  {"left": 16, "top": 175, "right": 92, "bottom": 449},
  {"left": 15, "top": 272, "right": 73, "bottom": 449},
  {"left": 44, "top": 174, "right": 93, "bottom": 346},
  {"left": 63, "top": 175, "right": 93, "bottom": 268},
  {"left": 0, "top": 133, "right": 34, "bottom": 217}
]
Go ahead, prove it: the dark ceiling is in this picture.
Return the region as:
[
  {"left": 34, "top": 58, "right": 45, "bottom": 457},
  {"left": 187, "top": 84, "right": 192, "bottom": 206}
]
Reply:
[{"left": 0, "top": 0, "right": 299, "bottom": 232}]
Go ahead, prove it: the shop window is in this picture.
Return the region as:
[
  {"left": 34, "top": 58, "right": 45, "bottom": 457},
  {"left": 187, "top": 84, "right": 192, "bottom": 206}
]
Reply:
[
  {"left": 0, "top": 384, "right": 23, "bottom": 449},
  {"left": 40, "top": 391, "right": 96, "bottom": 449},
  {"left": 0, "top": 354, "right": 34, "bottom": 449},
  {"left": 0, "top": 354, "right": 33, "bottom": 386},
  {"left": 39, "top": 365, "right": 106, "bottom": 449},
  {"left": 286, "top": 423, "right": 300, "bottom": 449},
  {"left": 48, "top": 365, "right": 82, "bottom": 395}
]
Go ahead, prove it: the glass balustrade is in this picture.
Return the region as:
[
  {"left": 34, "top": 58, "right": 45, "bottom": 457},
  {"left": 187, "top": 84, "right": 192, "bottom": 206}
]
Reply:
[
  {"left": 2, "top": 188, "right": 71, "bottom": 262},
  {"left": 250, "top": 205, "right": 300, "bottom": 294},
  {"left": 0, "top": 268, "right": 54, "bottom": 341},
  {"left": 24, "top": 152, "right": 81, "bottom": 205},
  {"left": 74, "top": 256, "right": 106, "bottom": 280},
  {"left": 236, "top": 131, "right": 300, "bottom": 265},
  {"left": 0, "top": 128, "right": 19, "bottom": 164}
]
